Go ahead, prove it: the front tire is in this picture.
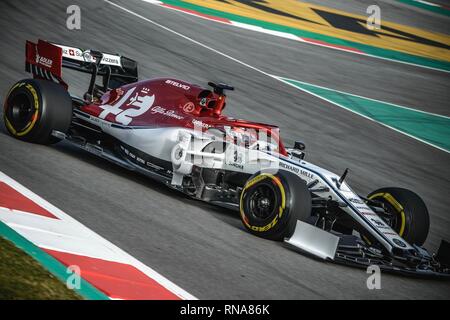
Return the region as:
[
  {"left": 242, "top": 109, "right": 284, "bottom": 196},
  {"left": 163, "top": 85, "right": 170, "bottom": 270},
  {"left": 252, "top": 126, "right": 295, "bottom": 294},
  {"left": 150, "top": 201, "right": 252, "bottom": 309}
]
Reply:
[
  {"left": 239, "top": 170, "right": 312, "bottom": 241},
  {"left": 3, "top": 79, "right": 72, "bottom": 144},
  {"left": 368, "top": 187, "right": 430, "bottom": 246}
]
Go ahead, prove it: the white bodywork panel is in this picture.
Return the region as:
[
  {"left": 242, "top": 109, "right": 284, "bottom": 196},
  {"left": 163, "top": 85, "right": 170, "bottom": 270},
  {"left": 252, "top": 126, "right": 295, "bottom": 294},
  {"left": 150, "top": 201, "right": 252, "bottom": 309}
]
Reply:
[
  {"left": 80, "top": 114, "right": 412, "bottom": 253},
  {"left": 285, "top": 220, "right": 340, "bottom": 260}
]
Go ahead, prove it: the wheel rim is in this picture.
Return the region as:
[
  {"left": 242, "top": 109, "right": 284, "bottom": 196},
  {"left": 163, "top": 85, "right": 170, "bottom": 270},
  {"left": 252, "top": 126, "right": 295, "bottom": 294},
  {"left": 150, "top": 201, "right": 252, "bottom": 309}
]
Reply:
[
  {"left": 7, "top": 93, "right": 35, "bottom": 132},
  {"left": 248, "top": 183, "right": 277, "bottom": 220}
]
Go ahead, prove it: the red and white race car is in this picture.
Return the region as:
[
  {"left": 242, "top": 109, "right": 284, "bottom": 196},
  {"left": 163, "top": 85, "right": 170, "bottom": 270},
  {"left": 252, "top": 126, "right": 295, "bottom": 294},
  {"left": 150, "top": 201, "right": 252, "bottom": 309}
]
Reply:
[{"left": 3, "top": 39, "right": 450, "bottom": 278}]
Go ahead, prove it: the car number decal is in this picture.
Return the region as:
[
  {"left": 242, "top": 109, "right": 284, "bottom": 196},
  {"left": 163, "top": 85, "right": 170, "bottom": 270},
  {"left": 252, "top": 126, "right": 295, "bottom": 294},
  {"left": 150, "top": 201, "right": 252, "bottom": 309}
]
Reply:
[{"left": 97, "top": 88, "right": 155, "bottom": 125}]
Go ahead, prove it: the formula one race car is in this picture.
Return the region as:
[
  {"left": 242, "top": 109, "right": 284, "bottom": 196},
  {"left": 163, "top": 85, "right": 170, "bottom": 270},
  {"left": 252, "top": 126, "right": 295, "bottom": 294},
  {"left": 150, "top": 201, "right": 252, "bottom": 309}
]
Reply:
[{"left": 3, "top": 39, "right": 450, "bottom": 278}]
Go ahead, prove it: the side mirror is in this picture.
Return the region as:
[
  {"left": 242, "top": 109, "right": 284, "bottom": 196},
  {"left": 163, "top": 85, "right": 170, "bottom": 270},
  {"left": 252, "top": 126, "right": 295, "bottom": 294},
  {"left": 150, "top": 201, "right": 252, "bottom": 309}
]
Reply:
[
  {"left": 208, "top": 82, "right": 234, "bottom": 95},
  {"left": 287, "top": 140, "right": 306, "bottom": 160},
  {"left": 294, "top": 140, "right": 306, "bottom": 151},
  {"left": 208, "top": 82, "right": 234, "bottom": 116}
]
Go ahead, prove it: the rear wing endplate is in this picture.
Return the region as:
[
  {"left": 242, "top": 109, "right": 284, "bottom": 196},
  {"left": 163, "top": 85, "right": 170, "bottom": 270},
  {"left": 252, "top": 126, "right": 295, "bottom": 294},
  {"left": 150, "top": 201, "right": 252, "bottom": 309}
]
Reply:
[
  {"left": 25, "top": 39, "right": 138, "bottom": 91},
  {"left": 26, "top": 40, "right": 66, "bottom": 88}
]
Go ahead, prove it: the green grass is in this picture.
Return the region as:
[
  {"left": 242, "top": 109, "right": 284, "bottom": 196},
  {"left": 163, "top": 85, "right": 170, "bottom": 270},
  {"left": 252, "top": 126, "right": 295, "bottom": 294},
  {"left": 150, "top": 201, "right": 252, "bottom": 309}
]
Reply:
[{"left": 0, "top": 236, "right": 82, "bottom": 300}]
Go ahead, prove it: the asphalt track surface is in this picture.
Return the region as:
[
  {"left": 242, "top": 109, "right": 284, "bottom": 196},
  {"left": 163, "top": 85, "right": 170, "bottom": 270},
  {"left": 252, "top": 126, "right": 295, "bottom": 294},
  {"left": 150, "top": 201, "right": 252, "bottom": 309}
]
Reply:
[{"left": 1, "top": 0, "right": 449, "bottom": 299}]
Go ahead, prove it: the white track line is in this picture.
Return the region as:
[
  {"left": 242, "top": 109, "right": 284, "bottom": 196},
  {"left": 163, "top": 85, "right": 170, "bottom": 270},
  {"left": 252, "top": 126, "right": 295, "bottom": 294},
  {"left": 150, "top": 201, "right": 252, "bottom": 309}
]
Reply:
[
  {"left": 104, "top": 0, "right": 279, "bottom": 80},
  {"left": 415, "top": 0, "right": 440, "bottom": 7},
  {"left": 275, "top": 77, "right": 450, "bottom": 154},
  {"left": 105, "top": 0, "right": 450, "bottom": 154},
  {"left": 278, "top": 76, "right": 450, "bottom": 120}
]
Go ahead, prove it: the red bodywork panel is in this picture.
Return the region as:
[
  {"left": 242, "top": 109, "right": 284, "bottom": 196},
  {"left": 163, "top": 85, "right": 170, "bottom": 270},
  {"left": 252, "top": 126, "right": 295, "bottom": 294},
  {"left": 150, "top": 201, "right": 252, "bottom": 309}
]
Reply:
[
  {"left": 25, "top": 40, "right": 67, "bottom": 89},
  {"left": 26, "top": 40, "right": 63, "bottom": 77},
  {"left": 81, "top": 78, "right": 287, "bottom": 155}
]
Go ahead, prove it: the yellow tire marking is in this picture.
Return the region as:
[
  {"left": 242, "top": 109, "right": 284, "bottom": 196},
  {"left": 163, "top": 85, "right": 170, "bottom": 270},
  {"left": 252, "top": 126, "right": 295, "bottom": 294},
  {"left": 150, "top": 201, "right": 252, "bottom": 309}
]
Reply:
[
  {"left": 4, "top": 83, "right": 40, "bottom": 137},
  {"left": 369, "top": 192, "right": 406, "bottom": 237},
  {"left": 5, "top": 82, "right": 24, "bottom": 100},
  {"left": 3, "top": 82, "right": 26, "bottom": 136},
  {"left": 4, "top": 117, "right": 17, "bottom": 135},
  {"left": 240, "top": 173, "right": 286, "bottom": 232},
  {"left": 16, "top": 84, "right": 40, "bottom": 136}
]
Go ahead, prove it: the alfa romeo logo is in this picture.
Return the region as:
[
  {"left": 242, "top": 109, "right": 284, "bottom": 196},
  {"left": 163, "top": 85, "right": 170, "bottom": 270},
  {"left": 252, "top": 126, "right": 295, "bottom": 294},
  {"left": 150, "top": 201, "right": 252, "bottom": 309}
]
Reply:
[{"left": 183, "top": 102, "right": 195, "bottom": 113}]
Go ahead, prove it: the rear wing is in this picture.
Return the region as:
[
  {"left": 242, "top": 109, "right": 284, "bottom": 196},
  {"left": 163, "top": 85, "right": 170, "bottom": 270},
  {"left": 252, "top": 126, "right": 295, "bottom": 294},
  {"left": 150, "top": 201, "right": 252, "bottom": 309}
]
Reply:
[{"left": 25, "top": 39, "right": 138, "bottom": 92}]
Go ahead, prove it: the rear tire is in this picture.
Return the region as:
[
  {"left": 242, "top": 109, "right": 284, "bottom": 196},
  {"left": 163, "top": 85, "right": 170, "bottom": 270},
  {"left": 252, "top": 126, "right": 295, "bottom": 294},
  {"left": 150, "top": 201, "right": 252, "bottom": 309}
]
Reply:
[
  {"left": 368, "top": 187, "right": 429, "bottom": 246},
  {"left": 239, "top": 170, "right": 312, "bottom": 241},
  {"left": 3, "top": 79, "right": 72, "bottom": 144}
]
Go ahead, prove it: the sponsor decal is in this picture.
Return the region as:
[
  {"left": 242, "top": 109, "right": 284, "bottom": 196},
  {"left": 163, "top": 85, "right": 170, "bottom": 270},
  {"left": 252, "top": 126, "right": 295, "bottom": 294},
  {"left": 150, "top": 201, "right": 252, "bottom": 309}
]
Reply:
[
  {"left": 58, "top": 45, "right": 84, "bottom": 61},
  {"left": 192, "top": 118, "right": 211, "bottom": 129},
  {"left": 279, "top": 162, "right": 313, "bottom": 179},
  {"left": 150, "top": 106, "right": 184, "bottom": 120},
  {"left": 101, "top": 55, "right": 120, "bottom": 65},
  {"left": 233, "top": 150, "right": 243, "bottom": 164},
  {"left": 360, "top": 211, "right": 377, "bottom": 215},
  {"left": 89, "top": 115, "right": 112, "bottom": 128},
  {"left": 97, "top": 88, "right": 155, "bottom": 125},
  {"left": 370, "top": 218, "right": 385, "bottom": 227},
  {"left": 66, "top": 48, "right": 82, "bottom": 58},
  {"left": 226, "top": 149, "right": 244, "bottom": 168},
  {"left": 349, "top": 197, "right": 365, "bottom": 204},
  {"left": 393, "top": 238, "right": 407, "bottom": 248},
  {"left": 299, "top": 169, "right": 313, "bottom": 179},
  {"left": 120, "top": 145, "right": 164, "bottom": 171},
  {"left": 183, "top": 102, "right": 195, "bottom": 113},
  {"left": 35, "top": 52, "right": 53, "bottom": 68},
  {"left": 62, "top": 48, "right": 121, "bottom": 66},
  {"left": 165, "top": 79, "right": 190, "bottom": 90},
  {"left": 370, "top": 218, "right": 390, "bottom": 230},
  {"left": 85, "top": 52, "right": 121, "bottom": 66},
  {"left": 229, "top": 163, "right": 244, "bottom": 170},
  {"left": 280, "top": 162, "right": 299, "bottom": 174}
]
